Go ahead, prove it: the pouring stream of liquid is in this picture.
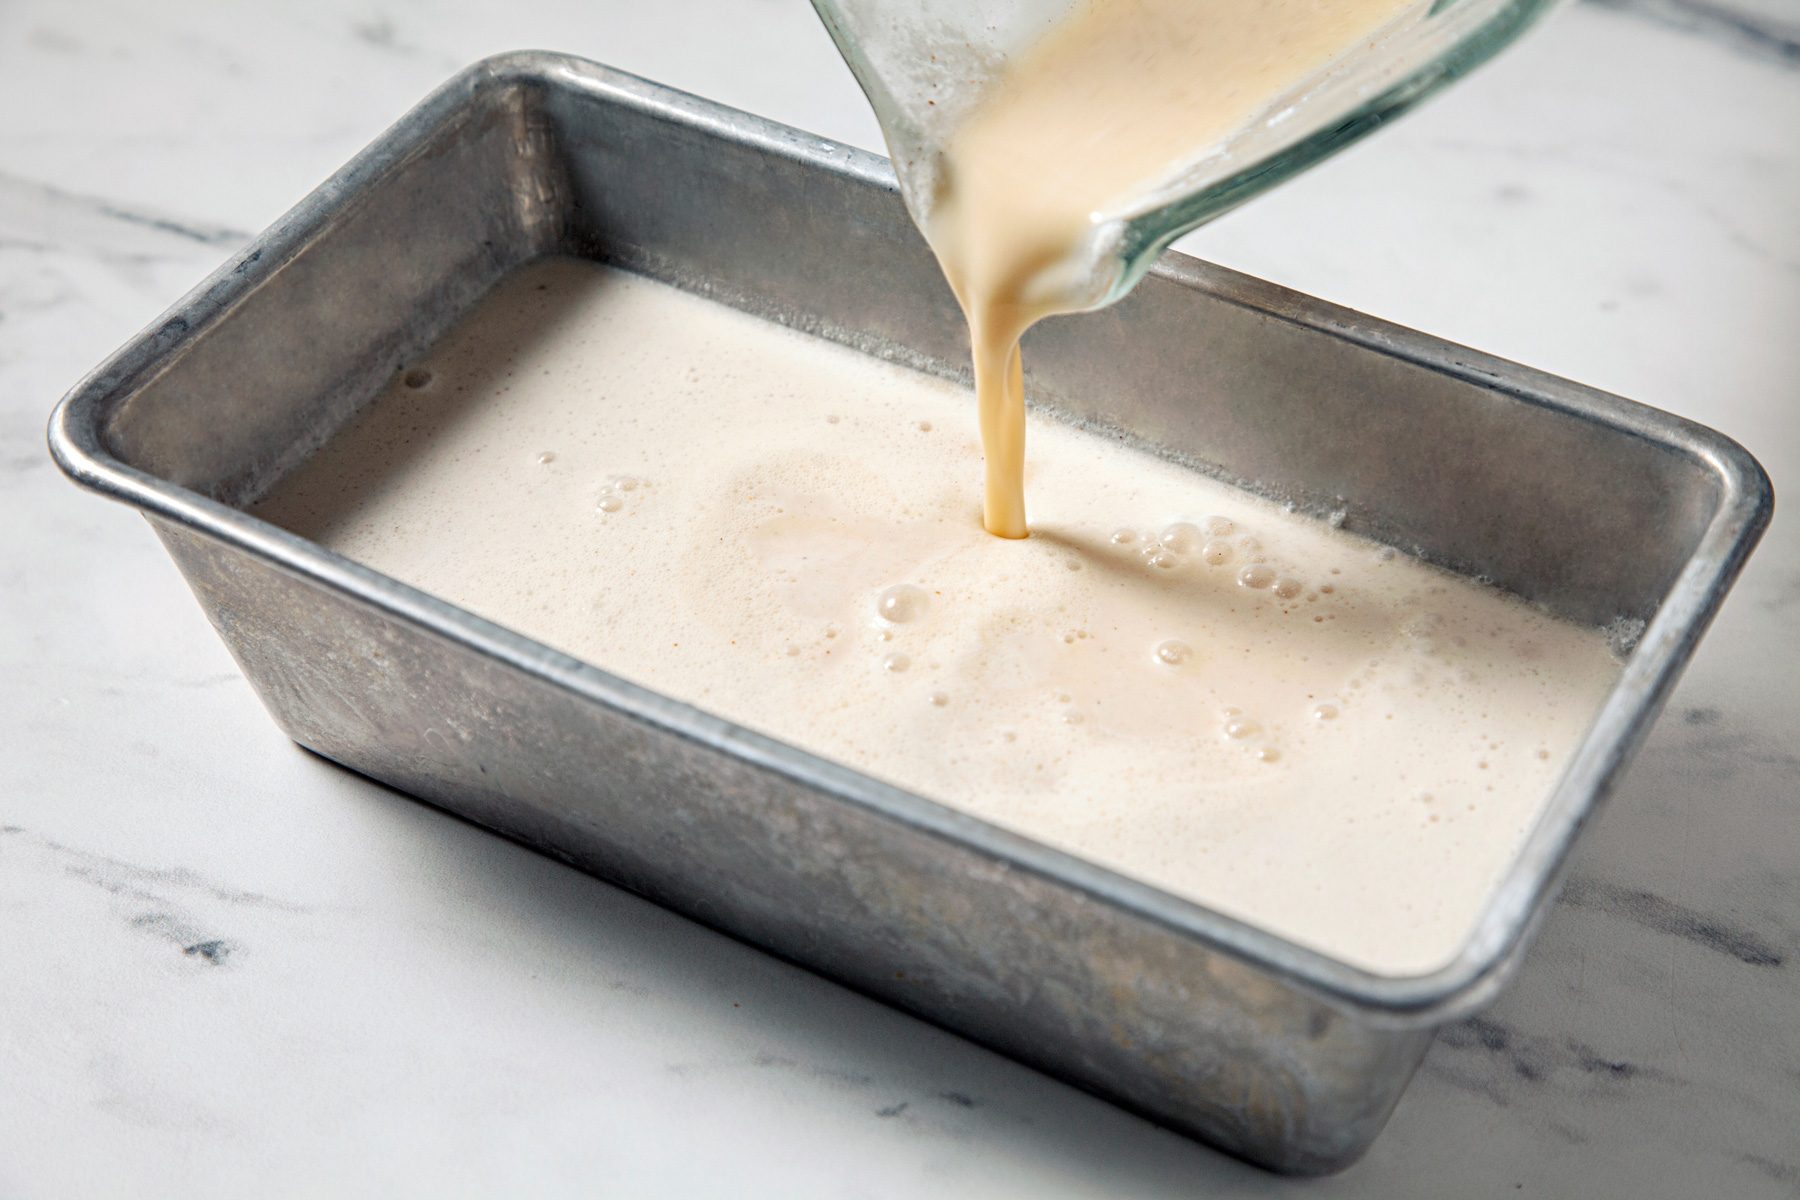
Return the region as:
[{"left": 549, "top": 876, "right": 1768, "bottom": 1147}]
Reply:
[{"left": 922, "top": 0, "right": 1421, "bottom": 537}]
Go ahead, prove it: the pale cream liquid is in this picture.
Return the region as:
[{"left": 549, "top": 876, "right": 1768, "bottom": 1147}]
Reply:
[
  {"left": 923, "top": 0, "right": 1420, "bottom": 537},
  {"left": 259, "top": 261, "right": 1620, "bottom": 975}
]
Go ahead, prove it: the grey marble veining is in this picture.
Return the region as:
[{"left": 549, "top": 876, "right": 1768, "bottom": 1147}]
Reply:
[
  {"left": 1589, "top": 0, "right": 1800, "bottom": 66},
  {"left": 3, "top": 2, "right": 1796, "bottom": 1196}
]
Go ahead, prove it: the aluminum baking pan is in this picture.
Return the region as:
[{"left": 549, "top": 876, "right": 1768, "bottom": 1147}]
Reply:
[{"left": 47, "top": 54, "right": 1770, "bottom": 1173}]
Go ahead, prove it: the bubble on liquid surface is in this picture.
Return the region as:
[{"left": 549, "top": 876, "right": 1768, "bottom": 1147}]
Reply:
[
  {"left": 1256, "top": 747, "right": 1282, "bottom": 763},
  {"left": 1160, "top": 523, "right": 1203, "bottom": 554},
  {"left": 402, "top": 367, "right": 433, "bottom": 389},
  {"left": 1109, "top": 528, "right": 1137, "bottom": 546},
  {"left": 1201, "top": 540, "right": 1233, "bottom": 567},
  {"left": 1149, "top": 552, "right": 1176, "bottom": 570},
  {"left": 929, "top": 691, "right": 949, "bottom": 707},
  {"left": 1154, "top": 640, "right": 1191, "bottom": 666},
  {"left": 1224, "top": 718, "right": 1260, "bottom": 740},
  {"left": 783, "top": 644, "right": 801, "bottom": 658},
  {"left": 609, "top": 474, "right": 641, "bottom": 492},
  {"left": 882, "top": 653, "right": 911, "bottom": 673},
  {"left": 876, "top": 584, "right": 930, "bottom": 624},
  {"left": 1238, "top": 564, "right": 1275, "bottom": 590},
  {"left": 1312, "top": 703, "right": 1340, "bottom": 721},
  {"left": 597, "top": 494, "right": 623, "bottom": 513},
  {"left": 1201, "top": 516, "right": 1235, "bottom": 537},
  {"left": 917, "top": 420, "right": 933, "bottom": 432},
  {"left": 535, "top": 450, "right": 556, "bottom": 465},
  {"left": 1273, "top": 577, "right": 1303, "bottom": 600}
]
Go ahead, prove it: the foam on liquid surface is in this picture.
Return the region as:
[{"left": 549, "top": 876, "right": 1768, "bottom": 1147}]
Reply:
[{"left": 259, "top": 259, "right": 1620, "bottom": 976}]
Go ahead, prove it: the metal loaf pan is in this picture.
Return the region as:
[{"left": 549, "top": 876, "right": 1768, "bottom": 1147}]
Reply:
[{"left": 48, "top": 54, "right": 1770, "bottom": 1173}]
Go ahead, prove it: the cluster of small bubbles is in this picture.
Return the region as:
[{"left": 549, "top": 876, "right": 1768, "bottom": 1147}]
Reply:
[
  {"left": 1327, "top": 509, "right": 1348, "bottom": 529},
  {"left": 1400, "top": 611, "right": 1443, "bottom": 639},
  {"left": 930, "top": 691, "right": 949, "bottom": 707},
  {"left": 1311, "top": 702, "right": 1340, "bottom": 721},
  {"left": 1109, "top": 528, "right": 1137, "bottom": 546},
  {"left": 1238, "top": 564, "right": 1276, "bottom": 590},
  {"left": 535, "top": 450, "right": 557, "bottom": 465},
  {"left": 876, "top": 583, "right": 930, "bottom": 624},
  {"left": 596, "top": 475, "right": 648, "bottom": 514},
  {"left": 1273, "top": 577, "right": 1304, "bottom": 600},
  {"left": 1154, "top": 639, "right": 1191, "bottom": 666},
  {"left": 1160, "top": 522, "right": 1203, "bottom": 554},
  {"left": 882, "top": 653, "right": 911, "bottom": 673},
  {"left": 1256, "top": 747, "right": 1282, "bottom": 763},
  {"left": 1224, "top": 717, "right": 1260, "bottom": 740}
]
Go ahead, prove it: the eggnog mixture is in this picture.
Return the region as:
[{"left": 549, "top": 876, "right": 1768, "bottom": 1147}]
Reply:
[
  {"left": 258, "top": 260, "right": 1619, "bottom": 974},
  {"left": 920, "top": 0, "right": 1421, "bottom": 536}
]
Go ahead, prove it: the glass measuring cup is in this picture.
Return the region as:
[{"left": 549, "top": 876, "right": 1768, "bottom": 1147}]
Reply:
[{"left": 812, "top": 0, "right": 1563, "bottom": 314}]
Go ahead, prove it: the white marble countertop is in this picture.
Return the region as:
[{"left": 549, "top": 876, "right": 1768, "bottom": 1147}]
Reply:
[{"left": 3, "top": 1, "right": 1796, "bottom": 1195}]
